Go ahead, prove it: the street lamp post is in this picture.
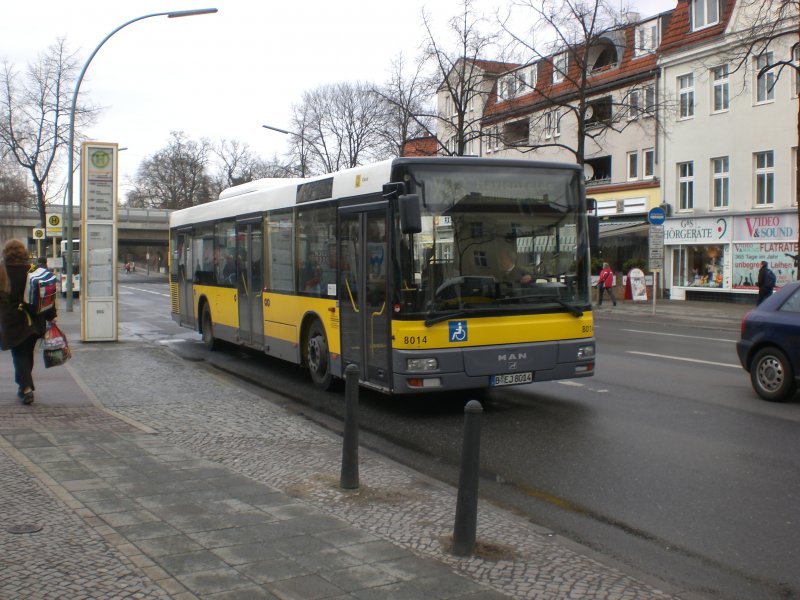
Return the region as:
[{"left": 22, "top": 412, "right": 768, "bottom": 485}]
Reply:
[
  {"left": 262, "top": 124, "right": 311, "bottom": 178},
  {"left": 64, "top": 8, "right": 217, "bottom": 312}
]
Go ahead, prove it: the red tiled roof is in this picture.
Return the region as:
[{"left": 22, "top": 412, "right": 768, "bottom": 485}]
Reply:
[
  {"left": 659, "top": 0, "right": 734, "bottom": 54},
  {"left": 483, "top": 25, "right": 661, "bottom": 123},
  {"left": 401, "top": 136, "right": 438, "bottom": 157},
  {"left": 471, "top": 59, "right": 521, "bottom": 74}
]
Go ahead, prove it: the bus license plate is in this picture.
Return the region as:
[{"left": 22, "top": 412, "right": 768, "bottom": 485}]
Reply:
[{"left": 490, "top": 372, "right": 533, "bottom": 387}]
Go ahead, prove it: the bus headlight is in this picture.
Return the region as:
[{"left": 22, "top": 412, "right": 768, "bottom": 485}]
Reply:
[
  {"left": 407, "top": 358, "right": 438, "bottom": 372},
  {"left": 577, "top": 345, "right": 595, "bottom": 359}
]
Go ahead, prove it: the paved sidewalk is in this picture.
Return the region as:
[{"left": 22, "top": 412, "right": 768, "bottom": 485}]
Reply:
[
  {"left": 593, "top": 297, "right": 752, "bottom": 330},
  {"left": 0, "top": 306, "right": 693, "bottom": 599}
]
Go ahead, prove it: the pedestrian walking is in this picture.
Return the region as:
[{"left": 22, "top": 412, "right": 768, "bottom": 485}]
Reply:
[
  {"left": 0, "top": 239, "right": 57, "bottom": 404},
  {"left": 756, "top": 260, "right": 776, "bottom": 305},
  {"left": 596, "top": 262, "right": 617, "bottom": 306}
]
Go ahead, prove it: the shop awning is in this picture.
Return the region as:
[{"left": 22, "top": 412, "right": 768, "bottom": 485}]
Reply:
[{"left": 599, "top": 220, "right": 649, "bottom": 238}]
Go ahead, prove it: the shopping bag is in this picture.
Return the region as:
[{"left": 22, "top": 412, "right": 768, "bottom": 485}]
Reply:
[{"left": 43, "top": 322, "right": 71, "bottom": 368}]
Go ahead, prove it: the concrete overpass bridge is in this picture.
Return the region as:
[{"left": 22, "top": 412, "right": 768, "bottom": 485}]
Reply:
[{"left": 0, "top": 204, "right": 170, "bottom": 268}]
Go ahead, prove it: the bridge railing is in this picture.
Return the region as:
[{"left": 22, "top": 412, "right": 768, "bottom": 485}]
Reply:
[{"left": 0, "top": 205, "right": 171, "bottom": 225}]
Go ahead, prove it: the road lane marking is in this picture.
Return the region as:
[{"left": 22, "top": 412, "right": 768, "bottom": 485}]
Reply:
[
  {"left": 121, "top": 285, "right": 170, "bottom": 298},
  {"left": 627, "top": 351, "right": 739, "bottom": 368},
  {"left": 622, "top": 329, "right": 736, "bottom": 343}
]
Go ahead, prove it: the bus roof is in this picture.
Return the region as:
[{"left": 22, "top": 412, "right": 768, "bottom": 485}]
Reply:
[{"left": 169, "top": 157, "right": 582, "bottom": 229}]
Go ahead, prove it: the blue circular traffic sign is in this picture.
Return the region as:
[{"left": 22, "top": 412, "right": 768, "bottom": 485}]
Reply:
[{"left": 648, "top": 207, "right": 666, "bottom": 225}]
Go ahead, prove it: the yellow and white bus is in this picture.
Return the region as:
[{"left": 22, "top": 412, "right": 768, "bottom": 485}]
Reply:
[{"left": 169, "top": 157, "right": 595, "bottom": 394}]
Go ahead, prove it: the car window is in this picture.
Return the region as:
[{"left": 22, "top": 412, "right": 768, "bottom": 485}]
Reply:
[{"left": 778, "top": 287, "right": 800, "bottom": 313}]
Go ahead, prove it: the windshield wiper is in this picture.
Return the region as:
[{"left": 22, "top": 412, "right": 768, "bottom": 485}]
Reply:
[
  {"left": 497, "top": 294, "right": 583, "bottom": 317},
  {"left": 424, "top": 309, "right": 469, "bottom": 327}
]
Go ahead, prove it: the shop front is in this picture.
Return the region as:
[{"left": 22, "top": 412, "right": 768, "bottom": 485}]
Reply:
[
  {"left": 731, "top": 213, "right": 798, "bottom": 291},
  {"left": 665, "top": 213, "right": 798, "bottom": 302}
]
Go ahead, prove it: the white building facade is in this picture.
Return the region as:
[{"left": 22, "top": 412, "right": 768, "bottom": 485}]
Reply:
[
  {"left": 659, "top": 0, "right": 798, "bottom": 300},
  {"left": 423, "top": 0, "right": 798, "bottom": 301}
]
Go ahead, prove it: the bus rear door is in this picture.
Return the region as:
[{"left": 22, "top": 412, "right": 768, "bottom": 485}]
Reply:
[
  {"left": 338, "top": 204, "right": 391, "bottom": 389},
  {"left": 236, "top": 220, "right": 264, "bottom": 347},
  {"left": 176, "top": 231, "right": 195, "bottom": 327}
]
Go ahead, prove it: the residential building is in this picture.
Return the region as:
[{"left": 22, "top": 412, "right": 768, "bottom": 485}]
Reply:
[
  {"left": 409, "top": 0, "right": 797, "bottom": 301},
  {"left": 429, "top": 13, "right": 669, "bottom": 273},
  {"left": 659, "top": 0, "right": 798, "bottom": 301}
]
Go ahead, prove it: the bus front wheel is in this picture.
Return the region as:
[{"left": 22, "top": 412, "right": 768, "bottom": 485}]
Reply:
[
  {"left": 201, "top": 304, "right": 218, "bottom": 351},
  {"left": 306, "top": 320, "right": 333, "bottom": 390}
]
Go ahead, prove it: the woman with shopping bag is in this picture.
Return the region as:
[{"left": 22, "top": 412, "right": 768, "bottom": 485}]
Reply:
[{"left": 0, "top": 239, "right": 57, "bottom": 405}]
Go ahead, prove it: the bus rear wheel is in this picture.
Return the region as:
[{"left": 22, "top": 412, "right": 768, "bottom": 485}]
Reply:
[
  {"left": 201, "top": 304, "right": 218, "bottom": 351},
  {"left": 306, "top": 320, "right": 333, "bottom": 390}
]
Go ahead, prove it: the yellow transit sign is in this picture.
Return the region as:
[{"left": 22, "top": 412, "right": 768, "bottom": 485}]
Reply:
[
  {"left": 45, "top": 213, "right": 63, "bottom": 237},
  {"left": 33, "top": 227, "right": 46, "bottom": 240}
]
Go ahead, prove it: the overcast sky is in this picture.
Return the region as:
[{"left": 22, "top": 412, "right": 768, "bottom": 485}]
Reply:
[{"left": 4, "top": 0, "right": 676, "bottom": 199}]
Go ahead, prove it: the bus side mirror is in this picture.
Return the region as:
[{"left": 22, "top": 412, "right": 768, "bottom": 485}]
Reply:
[{"left": 399, "top": 194, "right": 422, "bottom": 234}]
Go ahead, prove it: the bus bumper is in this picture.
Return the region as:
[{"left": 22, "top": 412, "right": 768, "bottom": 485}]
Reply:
[{"left": 391, "top": 339, "right": 595, "bottom": 394}]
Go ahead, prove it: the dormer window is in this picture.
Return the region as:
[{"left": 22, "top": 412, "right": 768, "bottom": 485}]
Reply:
[
  {"left": 635, "top": 20, "right": 659, "bottom": 56},
  {"left": 526, "top": 65, "right": 537, "bottom": 90},
  {"left": 499, "top": 76, "right": 516, "bottom": 100},
  {"left": 692, "top": 0, "right": 719, "bottom": 30},
  {"left": 553, "top": 53, "right": 568, "bottom": 83},
  {"left": 498, "top": 66, "right": 538, "bottom": 101},
  {"left": 592, "top": 44, "right": 617, "bottom": 72}
]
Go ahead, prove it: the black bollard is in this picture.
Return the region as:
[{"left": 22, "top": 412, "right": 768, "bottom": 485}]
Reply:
[
  {"left": 340, "top": 364, "right": 360, "bottom": 489},
  {"left": 452, "top": 399, "right": 483, "bottom": 556}
]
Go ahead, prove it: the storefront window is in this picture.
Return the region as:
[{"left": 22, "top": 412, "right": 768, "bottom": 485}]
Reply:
[{"left": 674, "top": 244, "right": 725, "bottom": 287}]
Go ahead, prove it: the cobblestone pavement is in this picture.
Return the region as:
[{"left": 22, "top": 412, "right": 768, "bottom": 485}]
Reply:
[
  {"left": 65, "top": 340, "right": 680, "bottom": 598},
  {"left": 0, "top": 435, "right": 170, "bottom": 599}
]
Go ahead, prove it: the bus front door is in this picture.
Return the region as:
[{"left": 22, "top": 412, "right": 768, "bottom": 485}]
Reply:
[
  {"left": 339, "top": 206, "right": 390, "bottom": 389},
  {"left": 236, "top": 221, "right": 264, "bottom": 347}
]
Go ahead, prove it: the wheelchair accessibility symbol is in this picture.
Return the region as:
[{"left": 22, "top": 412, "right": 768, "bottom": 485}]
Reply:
[{"left": 449, "top": 321, "right": 467, "bottom": 342}]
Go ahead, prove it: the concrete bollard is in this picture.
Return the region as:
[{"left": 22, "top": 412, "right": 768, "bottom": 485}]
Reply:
[
  {"left": 452, "top": 399, "right": 483, "bottom": 556},
  {"left": 340, "top": 364, "right": 360, "bottom": 490}
]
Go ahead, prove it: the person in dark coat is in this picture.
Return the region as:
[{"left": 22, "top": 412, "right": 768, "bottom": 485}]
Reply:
[
  {"left": 756, "top": 260, "right": 775, "bottom": 305},
  {"left": 0, "top": 239, "right": 57, "bottom": 404}
]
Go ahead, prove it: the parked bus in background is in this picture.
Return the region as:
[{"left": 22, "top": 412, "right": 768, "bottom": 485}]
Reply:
[
  {"left": 169, "top": 157, "right": 596, "bottom": 394},
  {"left": 59, "top": 239, "right": 80, "bottom": 297}
]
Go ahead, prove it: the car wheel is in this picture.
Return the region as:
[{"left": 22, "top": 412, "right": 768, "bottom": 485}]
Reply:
[
  {"left": 750, "top": 347, "right": 795, "bottom": 402},
  {"left": 201, "top": 304, "right": 218, "bottom": 351},
  {"left": 306, "top": 320, "right": 333, "bottom": 390}
]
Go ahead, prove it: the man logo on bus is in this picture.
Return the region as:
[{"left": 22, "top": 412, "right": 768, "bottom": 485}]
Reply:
[{"left": 449, "top": 321, "right": 467, "bottom": 342}]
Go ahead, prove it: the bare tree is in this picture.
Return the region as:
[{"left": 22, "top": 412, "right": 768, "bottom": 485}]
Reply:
[
  {"left": 0, "top": 153, "right": 30, "bottom": 208},
  {"left": 211, "top": 139, "right": 292, "bottom": 190},
  {"left": 0, "top": 39, "right": 96, "bottom": 226},
  {"left": 211, "top": 140, "right": 295, "bottom": 195},
  {"left": 213, "top": 139, "right": 259, "bottom": 189},
  {"left": 499, "top": 0, "right": 660, "bottom": 166},
  {"left": 287, "top": 81, "right": 391, "bottom": 176},
  {"left": 373, "top": 53, "right": 435, "bottom": 157},
  {"left": 421, "top": 0, "right": 505, "bottom": 156},
  {"left": 128, "top": 131, "right": 213, "bottom": 209}
]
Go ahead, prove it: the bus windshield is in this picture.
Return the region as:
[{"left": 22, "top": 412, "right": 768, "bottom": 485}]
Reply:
[{"left": 395, "top": 164, "right": 590, "bottom": 321}]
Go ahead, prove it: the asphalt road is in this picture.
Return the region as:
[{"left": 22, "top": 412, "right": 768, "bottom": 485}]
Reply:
[{"left": 120, "top": 278, "right": 800, "bottom": 600}]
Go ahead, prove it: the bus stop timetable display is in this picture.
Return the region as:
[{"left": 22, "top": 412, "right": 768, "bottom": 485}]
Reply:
[{"left": 85, "top": 147, "right": 114, "bottom": 221}]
